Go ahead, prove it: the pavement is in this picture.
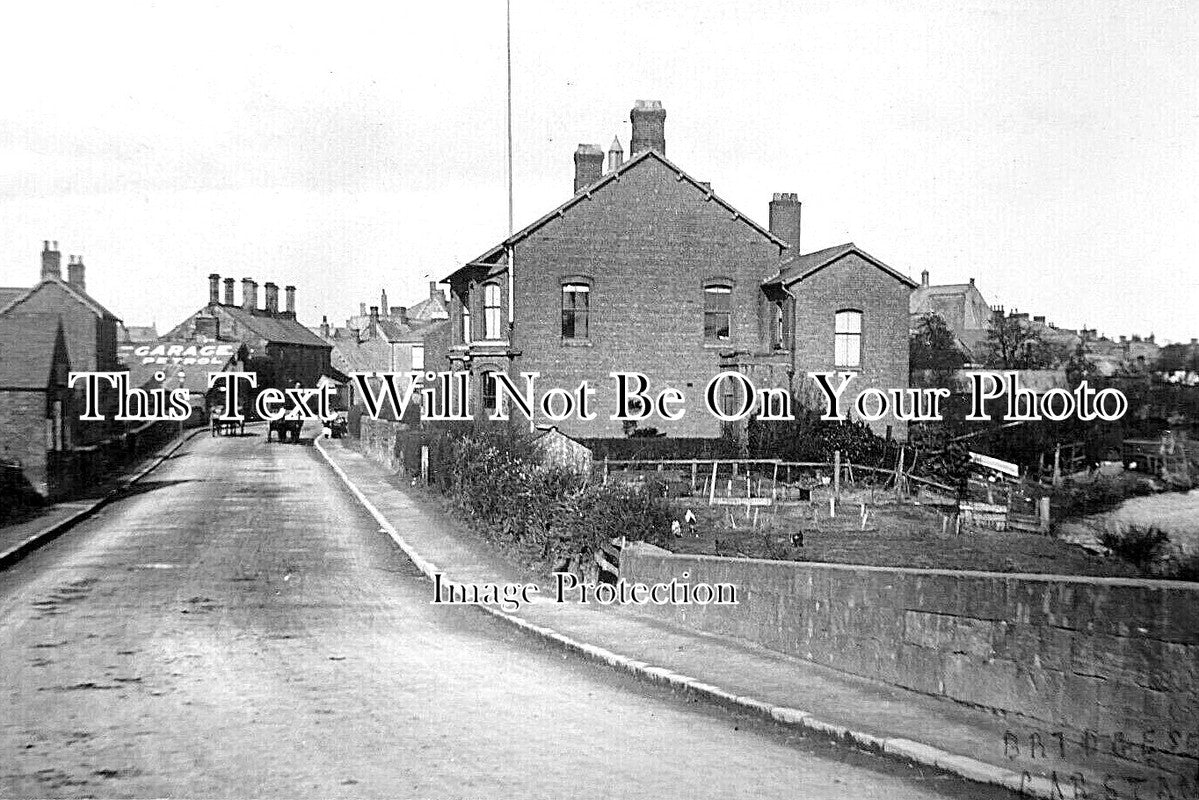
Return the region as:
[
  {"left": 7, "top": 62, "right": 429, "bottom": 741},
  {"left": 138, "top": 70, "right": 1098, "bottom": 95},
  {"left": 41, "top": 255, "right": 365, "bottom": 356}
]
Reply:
[
  {"left": 0, "top": 426, "right": 205, "bottom": 570},
  {"left": 0, "top": 427, "right": 993, "bottom": 799},
  {"left": 315, "top": 436, "right": 1188, "bottom": 800}
]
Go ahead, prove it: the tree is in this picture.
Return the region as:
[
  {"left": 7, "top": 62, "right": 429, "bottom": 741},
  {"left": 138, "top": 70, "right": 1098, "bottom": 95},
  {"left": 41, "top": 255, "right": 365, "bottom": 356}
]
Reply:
[
  {"left": 1156, "top": 343, "right": 1199, "bottom": 375},
  {"left": 1064, "top": 335, "right": 1100, "bottom": 387},
  {"left": 982, "top": 315, "right": 1065, "bottom": 370},
  {"left": 910, "top": 313, "right": 967, "bottom": 373}
]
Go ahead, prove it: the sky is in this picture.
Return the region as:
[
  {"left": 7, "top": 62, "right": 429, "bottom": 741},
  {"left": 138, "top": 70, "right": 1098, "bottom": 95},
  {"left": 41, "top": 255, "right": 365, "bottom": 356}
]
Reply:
[{"left": 1, "top": 0, "right": 1196, "bottom": 342}]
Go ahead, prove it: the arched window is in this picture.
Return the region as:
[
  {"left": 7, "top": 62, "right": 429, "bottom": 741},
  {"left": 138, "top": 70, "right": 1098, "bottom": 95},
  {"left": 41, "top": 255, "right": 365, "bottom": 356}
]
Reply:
[
  {"left": 458, "top": 291, "right": 471, "bottom": 345},
  {"left": 481, "top": 370, "right": 498, "bottom": 412},
  {"left": 834, "top": 310, "right": 862, "bottom": 368},
  {"left": 561, "top": 282, "right": 590, "bottom": 339},
  {"left": 704, "top": 283, "right": 732, "bottom": 342},
  {"left": 483, "top": 283, "right": 502, "bottom": 340}
]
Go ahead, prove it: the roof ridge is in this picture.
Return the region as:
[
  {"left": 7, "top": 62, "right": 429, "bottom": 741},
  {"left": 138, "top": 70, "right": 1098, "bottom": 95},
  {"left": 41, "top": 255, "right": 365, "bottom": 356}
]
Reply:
[{"left": 448, "top": 150, "right": 788, "bottom": 279}]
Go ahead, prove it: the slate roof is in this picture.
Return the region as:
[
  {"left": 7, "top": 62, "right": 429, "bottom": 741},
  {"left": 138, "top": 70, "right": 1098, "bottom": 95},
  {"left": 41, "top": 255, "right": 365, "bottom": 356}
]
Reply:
[
  {"left": 0, "top": 278, "right": 120, "bottom": 321},
  {"left": 446, "top": 149, "right": 788, "bottom": 278},
  {"left": 216, "top": 306, "right": 329, "bottom": 348},
  {"left": 119, "top": 323, "right": 159, "bottom": 343},
  {"left": 766, "top": 243, "right": 917, "bottom": 288},
  {"left": 0, "top": 287, "right": 26, "bottom": 308},
  {"left": 0, "top": 314, "right": 68, "bottom": 389},
  {"left": 405, "top": 292, "right": 448, "bottom": 322}
]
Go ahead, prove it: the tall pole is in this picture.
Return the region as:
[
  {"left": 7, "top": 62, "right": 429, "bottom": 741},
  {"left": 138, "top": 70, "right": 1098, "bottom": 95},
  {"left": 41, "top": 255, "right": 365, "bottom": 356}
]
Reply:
[
  {"left": 505, "top": 0, "right": 516, "bottom": 328},
  {"left": 506, "top": 0, "right": 514, "bottom": 238}
]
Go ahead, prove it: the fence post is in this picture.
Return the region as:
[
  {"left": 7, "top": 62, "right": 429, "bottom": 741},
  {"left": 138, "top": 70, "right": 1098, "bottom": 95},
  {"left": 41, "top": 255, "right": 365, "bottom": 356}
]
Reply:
[
  {"left": 833, "top": 449, "right": 841, "bottom": 499},
  {"left": 1053, "top": 443, "right": 1062, "bottom": 487},
  {"left": 1038, "top": 496, "right": 1051, "bottom": 533},
  {"left": 421, "top": 445, "right": 429, "bottom": 484}
]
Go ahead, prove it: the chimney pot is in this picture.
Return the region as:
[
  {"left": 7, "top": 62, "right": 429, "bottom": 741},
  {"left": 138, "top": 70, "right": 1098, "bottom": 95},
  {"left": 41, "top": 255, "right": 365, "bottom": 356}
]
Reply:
[
  {"left": 768, "top": 193, "right": 801, "bottom": 250},
  {"left": 428, "top": 280, "right": 439, "bottom": 300},
  {"left": 223, "top": 277, "right": 235, "bottom": 305},
  {"left": 264, "top": 282, "right": 279, "bottom": 314},
  {"left": 40, "top": 240, "right": 62, "bottom": 281},
  {"left": 67, "top": 256, "right": 86, "bottom": 291},
  {"left": 607, "top": 136, "right": 624, "bottom": 172},
  {"left": 208, "top": 273, "right": 221, "bottom": 305},
  {"left": 629, "top": 100, "right": 666, "bottom": 157},
  {"left": 284, "top": 285, "right": 295, "bottom": 315},
  {"left": 920, "top": 269, "right": 929, "bottom": 287},
  {"left": 242, "top": 277, "right": 257, "bottom": 311},
  {"left": 573, "top": 143, "right": 604, "bottom": 193}
]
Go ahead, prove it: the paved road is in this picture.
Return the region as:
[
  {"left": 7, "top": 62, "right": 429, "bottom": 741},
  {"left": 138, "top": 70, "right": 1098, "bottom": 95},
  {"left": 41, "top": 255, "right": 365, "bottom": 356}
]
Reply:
[{"left": 0, "top": 430, "right": 1003, "bottom": 798}]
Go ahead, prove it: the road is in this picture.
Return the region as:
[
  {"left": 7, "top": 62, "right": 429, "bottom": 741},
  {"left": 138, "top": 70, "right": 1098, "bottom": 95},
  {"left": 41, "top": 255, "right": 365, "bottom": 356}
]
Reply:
[{"left": 0, "top": 428, "right": 1004, "bottom": 799}]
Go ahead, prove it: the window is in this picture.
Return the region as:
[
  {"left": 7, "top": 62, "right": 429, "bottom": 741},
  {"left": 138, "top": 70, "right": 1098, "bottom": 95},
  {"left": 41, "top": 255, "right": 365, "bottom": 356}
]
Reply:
[
  {"left": 411, "top": 344, "right": 424, "bottom": 370},
  {"left": 772, "top": 303, "right": 786, "bottom": 350},
  {"left": 460, "top": 296, "right": 471, "bottom": 345},
  {"left": 704, "top": 284, "right": 732, "bottom": 341},
  {"left": 481, "top": 370, "right": 497, "bottom": 412},
  {"left": 561, "top": 283, "right": 590, "bottom": 339},
  {"left": 834, "top": 310, "right": 862, "bottom": 368},
  {"left": 483, "top": 283, "right": 502, "bottom": 340}
]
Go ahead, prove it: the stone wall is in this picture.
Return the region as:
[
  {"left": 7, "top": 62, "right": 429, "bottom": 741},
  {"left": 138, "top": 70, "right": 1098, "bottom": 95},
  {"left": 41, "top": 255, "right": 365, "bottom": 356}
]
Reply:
[{"left": 620, "top": 545, "right": 1199, "bottom": 771}]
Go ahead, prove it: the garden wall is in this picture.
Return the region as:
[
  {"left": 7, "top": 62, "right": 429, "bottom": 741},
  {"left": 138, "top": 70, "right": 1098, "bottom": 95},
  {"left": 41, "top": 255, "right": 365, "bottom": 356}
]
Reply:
[{"left": 620, "top": 544, "right": 1199, "bottom": 768}]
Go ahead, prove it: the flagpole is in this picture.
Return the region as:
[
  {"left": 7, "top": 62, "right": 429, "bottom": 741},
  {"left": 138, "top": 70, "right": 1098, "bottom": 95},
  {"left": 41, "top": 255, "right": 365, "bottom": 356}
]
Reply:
[
  {"left": 506, "top": 0, "right": 515, "bottom": 331},
  {"left": 506, "top": 0, "right": 514, "bottom": 238}
]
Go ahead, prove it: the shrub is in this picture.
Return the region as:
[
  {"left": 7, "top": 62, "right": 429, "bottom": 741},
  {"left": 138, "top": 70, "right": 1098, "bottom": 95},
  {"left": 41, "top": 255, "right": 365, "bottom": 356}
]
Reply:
[
  {"left": 437, "top": 429, "right": 674, "bottom": 572},
  {"left": 1168, "top": 553, "right": 1199, "bottom": 582},
  {"left": 1099, "top": 524, "right": 1171, "bottom": 571}
]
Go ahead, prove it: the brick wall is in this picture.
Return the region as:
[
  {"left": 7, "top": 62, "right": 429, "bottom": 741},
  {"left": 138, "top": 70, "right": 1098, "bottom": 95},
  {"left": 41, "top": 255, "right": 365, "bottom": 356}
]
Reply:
[
  {"left": 510, "top": 157, "right": 782, "bottom": 439},
  {"left": 621, "top": 545, "right": 1199, "bottom": 773},
  {"left": 0, "top": 391, "right": 49, "bottom": 496},
  {"left": 789, "top": 253, "right": 912, "bottom": 439}
]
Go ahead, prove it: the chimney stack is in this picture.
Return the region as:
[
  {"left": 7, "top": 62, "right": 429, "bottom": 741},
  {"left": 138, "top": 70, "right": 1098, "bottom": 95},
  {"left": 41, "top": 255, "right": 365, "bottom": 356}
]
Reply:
[
  {"left": 284, "top": 285, "right": 295, "bottom": 315},
  {"left": 573, "top": 144, "right": 604, "bottom": 193},
  {"left": 429, "top": 281, "right": 440, "bottom": 300},
  {"left": 223, "top": 277, "right": 235, "bottom": 305},
  {"left": 629, "top": 100, "right": 666, "bottom": 157},
  {"left": 242, "top": 277, "right": 257, "bottom": 311},
  {"left": 360, "top": 302, "right": 367, "bottom": 316},
  {"left": 391, "top": 306, "right": 408, "bottom": 324},
  {"left": 921, "top": 270, "right": 929, "bottom": 287},
  {"left": 41, "top": 240, "right": 62, "bottom": 281},
  {"left": 320, "top": 315, "right": 331, "bottom": 338},
  {"left": 208, "top": 273, "right": 221, "bottom": 305},
  {"left": 768, "top": 193, "right": 801, "bottom": 251},
  {"left": 264, "top": 282, "right": 279, "bottom": 314},
  {"left": 67, "top": 255, "right": 86, "bottom": 291},
  {"left": 607, "top": 136, "right": 624, "bottom": 172}
]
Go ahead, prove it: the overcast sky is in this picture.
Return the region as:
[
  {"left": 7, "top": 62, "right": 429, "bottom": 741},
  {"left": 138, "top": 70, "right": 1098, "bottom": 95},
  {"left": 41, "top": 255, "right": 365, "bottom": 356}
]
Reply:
[{"left": 1, "top": 1, "right": 1195, "bottom": 342}]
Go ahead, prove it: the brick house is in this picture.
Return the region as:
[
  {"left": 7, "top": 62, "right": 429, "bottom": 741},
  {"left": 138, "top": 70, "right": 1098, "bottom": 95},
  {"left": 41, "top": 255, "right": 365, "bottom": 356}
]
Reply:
[
  {"left": 909, "top": 271, "right": 992, "bottom": 362},
  {"left": 0, "top": 314, "right": 73, "bottom": 500},
  {"left": 0, "top": 242, "right": 121, "bottom": 444},
  {"left": 163, "top": 274, "right": 332, "bottom": 400},
  {"left": 439, "top": 100, "right": 916, "bottom": 441}
]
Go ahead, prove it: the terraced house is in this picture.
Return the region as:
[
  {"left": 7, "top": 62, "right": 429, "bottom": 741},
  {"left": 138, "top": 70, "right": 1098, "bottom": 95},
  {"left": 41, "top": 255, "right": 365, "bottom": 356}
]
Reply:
[{"left": 440, "top": 101, "right": 916, "bottom": 440}]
